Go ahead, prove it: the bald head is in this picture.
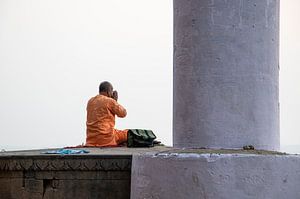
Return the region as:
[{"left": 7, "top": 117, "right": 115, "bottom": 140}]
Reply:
[{"left": 99, "top": 81, "right": 113, "bottom": 93}]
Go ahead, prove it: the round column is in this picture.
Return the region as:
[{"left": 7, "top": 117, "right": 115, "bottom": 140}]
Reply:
[{"left": 173, "top": 0, "right": 279, "bottom": 150}]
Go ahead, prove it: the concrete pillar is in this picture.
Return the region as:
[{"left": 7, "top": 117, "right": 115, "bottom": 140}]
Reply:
[{"left": 173, "top": 0, "right": 279, "bottom": 150}]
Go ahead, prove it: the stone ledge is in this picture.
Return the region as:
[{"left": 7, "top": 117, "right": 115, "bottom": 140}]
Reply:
[
  {"left": 0, "top": 146, "right": 170, "bottom": 172},
  {"left": 0, "top": 147, "right": 288, "bottom": 172}
]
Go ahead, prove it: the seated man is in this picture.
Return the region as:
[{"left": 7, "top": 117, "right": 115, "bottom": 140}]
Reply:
[{"left": 85, "top": 81, "right": 128, "bottom": 147}]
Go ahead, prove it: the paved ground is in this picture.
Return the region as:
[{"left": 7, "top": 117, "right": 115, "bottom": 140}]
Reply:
[
  {"left": 0, "top": 146, "right": 290, "bottom": 157},
  {"left": 0, "top": 146, "right": 172, "bottom": 157}
]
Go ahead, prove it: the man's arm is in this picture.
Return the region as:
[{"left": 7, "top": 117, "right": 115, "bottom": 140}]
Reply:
[{"left": 109, "top": 95, "right": 127, "bottom": 118}]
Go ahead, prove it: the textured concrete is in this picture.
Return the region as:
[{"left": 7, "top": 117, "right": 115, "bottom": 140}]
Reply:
[
  {"left": 131, "top": 152, "right": 300, "bottom": 199},
  {"left": 173, "top": 0, "right": 280, "bottom": 150}
]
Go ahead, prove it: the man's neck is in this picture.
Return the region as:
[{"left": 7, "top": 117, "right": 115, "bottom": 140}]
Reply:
[{"left": 99, "top": 92, "right": 109, "bottom": 97}]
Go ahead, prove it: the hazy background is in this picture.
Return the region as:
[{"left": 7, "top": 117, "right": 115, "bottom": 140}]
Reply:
[{"left": 0, "top": 0, "right": 299, "bottom": 153}]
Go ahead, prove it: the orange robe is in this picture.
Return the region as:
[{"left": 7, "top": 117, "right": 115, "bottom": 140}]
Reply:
[{"left": 85, "top": 94, "right": 128, "bottom": 147}]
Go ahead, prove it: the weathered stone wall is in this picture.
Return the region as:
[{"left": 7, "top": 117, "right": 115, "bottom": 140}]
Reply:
[{"left": 0, "top": 155, "right": 131, "bottom": 199}]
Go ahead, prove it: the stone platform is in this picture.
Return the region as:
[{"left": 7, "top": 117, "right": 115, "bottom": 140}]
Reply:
[
  {"left": 1, "top": 147, "right": 300, "bottom": 199},
  {"left": 0, "top": 146, "right": 169, "bottom": 199}
]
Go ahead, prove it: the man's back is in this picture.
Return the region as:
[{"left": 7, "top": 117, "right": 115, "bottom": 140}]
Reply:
[{"left": 85, "top": 94, "right": 127, "bottom": 147}]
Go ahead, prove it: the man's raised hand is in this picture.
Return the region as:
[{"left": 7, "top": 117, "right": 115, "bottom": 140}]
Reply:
[{"left": 112, "top": 90, "right": 118, "bottom": 101}]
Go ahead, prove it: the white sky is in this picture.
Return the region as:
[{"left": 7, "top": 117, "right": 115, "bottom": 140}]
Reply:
[{"left": 0, "top": 0, "right": 299, "bottom": 151}]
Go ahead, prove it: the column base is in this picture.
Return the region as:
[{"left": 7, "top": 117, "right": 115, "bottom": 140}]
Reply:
[{"left": 131, "top": 149, "right": 300, "bottom": 199}]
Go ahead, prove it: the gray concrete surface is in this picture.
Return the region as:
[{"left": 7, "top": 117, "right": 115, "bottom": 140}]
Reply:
[
  {"left": 0, "top": 146, "right": 170, "bottom": 157},
  {"left": 131, "top": 153, "right": 300, "bottom": 199},
  {"left": 173, "top": 0, "right": 280, "bottom": 150}
]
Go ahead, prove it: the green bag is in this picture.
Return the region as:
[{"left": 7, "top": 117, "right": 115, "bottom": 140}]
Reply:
[{"left": 127, "top": 129, "right": 156, "bottom": 147}]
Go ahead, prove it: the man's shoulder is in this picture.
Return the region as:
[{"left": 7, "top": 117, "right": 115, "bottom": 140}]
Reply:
[
  {"left": 88, "top": 95, "right": 115, "bottom": 104},
  {"left": 87, "top": 95, "right": 98, "bottom": 103}
]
